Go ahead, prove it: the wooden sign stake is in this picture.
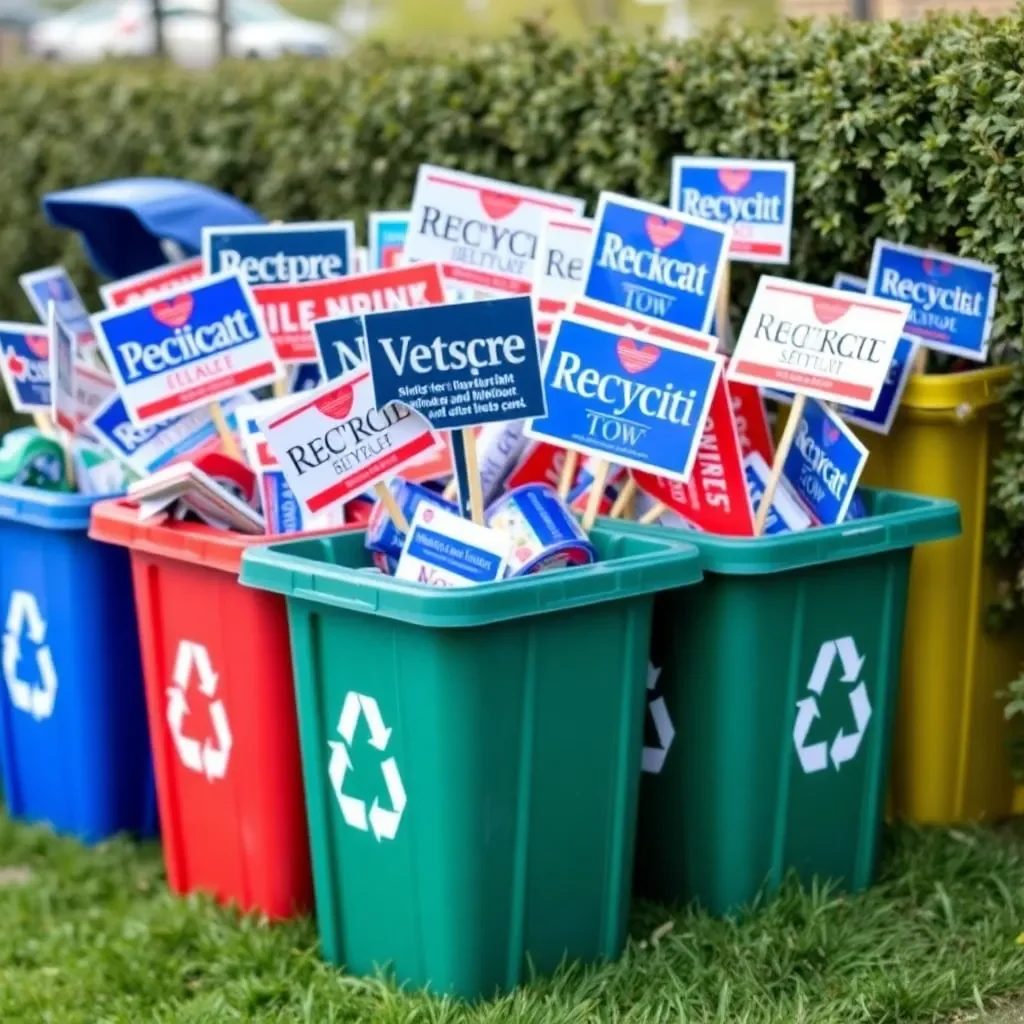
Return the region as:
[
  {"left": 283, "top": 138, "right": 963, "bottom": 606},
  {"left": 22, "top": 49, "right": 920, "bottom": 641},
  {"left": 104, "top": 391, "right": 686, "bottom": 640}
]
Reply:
[
  {"left": 208, "top": 402, "right": 241, "bottom": 461},
  {"left": 913, "top": 347, "right": 928, "bottom": 375},
  {"left": 32, "top": 413, "right": 56, "bottom": 439},
  {"left": 374, "top": 481, "right": 409, "bottom": 533},
  {"left": 717, "top": 261, "right": 732, "bottom": 351},
  {"left": 61, "top": 430, "right": 76, "bottom": 490},
  {"left": 580, "top": 458, "right": 610, "bottom": 532},
  {"left": 272, "top": 376, "right": 289, "bottom": 398},
  {"left": 557, "top": 449, "right": 579, "bottom": 500},
  {"left": 461, "top": 428, "right": 486, "bottom": 525},
  {"left": 753, "top": 393, "right": 806, "bottom": 537},
  {"left": 608, "top": 477, "right": 637, "bottom": 519},
  {"left": 638, "top": 501, "right": 666, "bottom": 526}
]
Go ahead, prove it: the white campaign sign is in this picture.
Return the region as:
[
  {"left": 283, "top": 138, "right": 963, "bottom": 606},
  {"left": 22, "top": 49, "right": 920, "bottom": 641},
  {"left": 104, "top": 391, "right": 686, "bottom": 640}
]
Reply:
[
  {"left": 167, "top": 640, "right": 233, "bottom": 782},
  {"left": 2, "top": 591, "right": 57, "bottom": 721},
  {"left": 259, "top": 368, "right": 437, "bottom": 518},
  {"left": 533, "top": 216, "right": 593, "bottom": 339},
  {"left": 728, "top": 278, "right": 911, "bottom": 412},
  {"left": 328, "top": 691, "right": 407, "bottom": 842},
  {"left": 793, "top": 635, "right": 872, "bottom": 774},
  {"left": 642, "top": 660, "right": 675, "bottom": 775}
]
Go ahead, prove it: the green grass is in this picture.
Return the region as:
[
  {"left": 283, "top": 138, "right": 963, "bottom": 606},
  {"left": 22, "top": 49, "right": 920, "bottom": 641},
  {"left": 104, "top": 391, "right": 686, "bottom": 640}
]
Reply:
[{"left": 2, "top": 816, "right": 1024, "bottom": 1021}]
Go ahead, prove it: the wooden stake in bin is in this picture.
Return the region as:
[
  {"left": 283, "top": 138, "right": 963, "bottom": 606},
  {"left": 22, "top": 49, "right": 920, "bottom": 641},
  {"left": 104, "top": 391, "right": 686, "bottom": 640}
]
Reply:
[
  {"left": 716, "top": 262, "right": 732, "bottom": 352},
  {"left": 557, "top": 449, "right": 579, "bottom": 501},
  {"left": 608, "top": 477, "right": 636, "bottom": 520},
  {"left": 374, "top": 481, "right": 409, "bottom": 533},
  {"left": 580, "top": 459, "right": 611, "bottom": 532},
  {"left": 753, "top": 393, "right": 806, "bottom": 537},
  {"left": 208, "top": 402, "right": 242, "bottom": 461}
]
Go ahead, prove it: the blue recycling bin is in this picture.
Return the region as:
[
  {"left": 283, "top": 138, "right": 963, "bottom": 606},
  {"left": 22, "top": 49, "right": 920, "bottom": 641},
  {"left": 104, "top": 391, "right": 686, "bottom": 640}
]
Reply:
[{"left": 0, "top": 485, "right": 156, "bottom": 843}]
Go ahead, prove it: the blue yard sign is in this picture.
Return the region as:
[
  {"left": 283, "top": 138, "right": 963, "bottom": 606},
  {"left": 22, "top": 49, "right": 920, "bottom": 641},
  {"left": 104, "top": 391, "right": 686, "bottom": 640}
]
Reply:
[
  {"left": 525, "top": 315, "right": 723, "bottom": 482},
  {"left": 0, "top": 322, "right": 51, "bottom": 413},
  {"left": 868, "top": 240, "right": 998, "bottom": 362},
  {"left": 782, "top": 398, "right": 868, "bottom": 525},
  {"left": 202, "top": 221, "right": 357, "bottom": 285},
  {"left": 369, "top": 211, "right": 410, "bottom": 271},
  {"left": 288, "top": 362, "right": 324, "bottom": 393},
  {"left": 19, "top": 266, "right": 94, "bottom": 344},
  {"left": 670, "top": 158, "right": 795, "bottom": 266},
  {"left": 581, "top": 192, "right": 730, "bottom": 336},
  {"left": 314, "top": 313, "right": 366, "bottom": 381}
]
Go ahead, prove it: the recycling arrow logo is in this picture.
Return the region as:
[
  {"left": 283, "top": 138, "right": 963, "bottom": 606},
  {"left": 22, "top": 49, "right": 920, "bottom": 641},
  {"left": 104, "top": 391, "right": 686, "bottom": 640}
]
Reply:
[
  {"left": 328, "top": 691, "right": 406, "bottom": 843},
  {"left": 642, "top": 660, "right": 675, "bottom": 775},
  {"left": 1, "top": 590, "right": 58, "bottom": 721},
  {"left": 793, "top": 636, "right": 872, "bottom": 774},
  {"left": 166, "top": 640, "right": 233, "bottom": 782}
]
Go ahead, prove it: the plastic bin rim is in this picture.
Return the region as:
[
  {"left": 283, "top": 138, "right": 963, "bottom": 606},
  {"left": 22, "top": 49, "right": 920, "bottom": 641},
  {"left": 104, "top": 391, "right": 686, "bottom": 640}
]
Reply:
[
  {"left": 900, "top": 364, "right": 1010, "bottom": 413},
  {"left": 605, "top": 486, "right": 961, "bottom": 576},
  {"left": 88, "top": 498, "right": 362, "bottom": 576},
  {"left": 239, "top": 523, "right": 704, "bottom": 628},
  {"left": 0, "top": 483, "right": 122, "bottom": 532}
]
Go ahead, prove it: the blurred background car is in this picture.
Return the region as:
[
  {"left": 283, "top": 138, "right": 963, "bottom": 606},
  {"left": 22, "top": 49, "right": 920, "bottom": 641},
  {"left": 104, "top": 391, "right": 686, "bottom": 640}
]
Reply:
[{"left": 27, "top": 0, "right": 339, "bottom": 64}]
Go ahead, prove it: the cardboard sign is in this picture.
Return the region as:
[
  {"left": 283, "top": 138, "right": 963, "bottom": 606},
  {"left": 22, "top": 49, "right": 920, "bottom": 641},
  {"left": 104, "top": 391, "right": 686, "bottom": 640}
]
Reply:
[
  {"left": 525, "top": 315, "right": 722, "bottom": 482},
  {"left": 364, "top": 295, "right": 546, "bottom": 430},
  {"left": 782, "top": 398, "right": 868, "bottom": 525},
  {"left": 0, "top": 322, "right": 50, "bottom": 413},
  {"left": 259, "top": 468, "right": 347, "bottom": 535},
  {"left": 259, "top": 368, "right": 437, "bottom": 516},
  {"left": 236, "top": 395, "right": 295, "bottom": 470},
  {"left": 728, "top": 379, "right": 774, "bottom": 464},
  {"left": 288, "top": 363, "right": 323, "bottom": 393},
  {"left": 89, "top": 392, "right": 250, "bottom": 477},
  {"left": 633, "top": 376, "right": 754, "bottom": 535},
  {"left": 834, "top": 272, "right": 867, "bottom": 294},
  {"left": 506, "top": 441, "right": 570, "bottom": 492},
  {"left": 867, "top": 240, "right": 998, "bottom": 362},
  {"left": 354, "top": 248, "right": 368, "bottom": 274},
  {"left": 93, "top": 271, "right": 280, "bottom": 426},
  {"left": 73, "top": 361, "right": 117, "bottom": 436},
  {"left": 744, "top": 451, "right": 813, "bottom": 535},
  {"left": 314, "top": 312, "right": 367, "bottom": 382},
  {"left": 404, "top": 165, "right": 585, "bottom": 296},
  {"left": 202, "top": 221, "right": 356, "bottom": 285},
  {"left": 369, "top": 211, "right": 410, "bottom": 270},
  {"left": 727, "top": 277, "right": 910, "bottom": 410},
  {"left": 570, "top": 298, "right": 716, "bottom": 353},
  {"left": 671, "top": 158, "right": 795, "bottom": 265},
  {"left": 49, "top": 305, "right": 77, "bottom": 433},
  {"left": 395, "top": 503, "right": 509, "bottom": 587},
  {"left": 581, "top": 192, "right": 730, "bottom": 335},
  {"left": 533, "top": 216, "right": 593, "bottom": 340},
  {"left": 19, "top": 266, "right": 93, "bottom": 345},
  {"left": 100, "top": 258, "right": 206, "bottom": 309}
]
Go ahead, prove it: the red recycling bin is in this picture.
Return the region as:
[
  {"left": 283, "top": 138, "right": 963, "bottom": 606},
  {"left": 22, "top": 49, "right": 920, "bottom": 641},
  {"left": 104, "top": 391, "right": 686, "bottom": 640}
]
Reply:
[{"left": 90, "top": 500, "right": 351, "bottom": 919}]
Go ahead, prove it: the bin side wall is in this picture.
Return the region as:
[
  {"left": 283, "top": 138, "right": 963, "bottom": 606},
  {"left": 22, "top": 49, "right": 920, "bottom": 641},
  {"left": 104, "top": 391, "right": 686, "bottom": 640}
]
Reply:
[
  {"left": 0, "top": 519, "right": 153, "bottom": 843},
  {"left": 287, "top": 594, "right": 653, "bottom": 1000}
]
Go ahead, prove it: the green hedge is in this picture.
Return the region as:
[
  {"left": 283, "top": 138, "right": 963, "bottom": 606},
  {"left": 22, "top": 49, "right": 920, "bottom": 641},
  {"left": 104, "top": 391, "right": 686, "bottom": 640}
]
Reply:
[{"left": 2, "top": 16, "right": 1024, "bottom": 584}]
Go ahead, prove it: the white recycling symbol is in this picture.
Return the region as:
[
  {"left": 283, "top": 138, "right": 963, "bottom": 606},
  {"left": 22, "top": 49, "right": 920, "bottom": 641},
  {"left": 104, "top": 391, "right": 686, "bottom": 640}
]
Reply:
[
  {"left": 166, "top": 640, "right": 233, "bottom": 782},
  {"left": 1, "top": 591, "right": 58, "bottom": 721},
  {"left": 642, "top": 661, "right": 675, "bottom": 774},
  {"left": 327, "top": 691, "right": 406, "bottom": 842},
  {"left": 793, "top": 636, "right": 872, "bottom": 774}
]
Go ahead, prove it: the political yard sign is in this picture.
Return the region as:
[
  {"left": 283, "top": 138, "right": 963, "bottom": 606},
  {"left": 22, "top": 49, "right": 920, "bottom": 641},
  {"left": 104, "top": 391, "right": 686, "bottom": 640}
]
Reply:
[
  {"left": 369, "top": 211, "right": 410, "bottom": 271},
  {"left": 93, "top": 272, "right": 280, "bottom": 426},
  {"left": 671, "top": 158, "right": 795, "bottom": 265},
  {"left": 258, "top": 367, "right": 437, "bottom": 517},
  {"left": 315, "top": 313, "right": 366, "bottom": 382},
  {"left": 727, "top": 277, "right": 911, "bottom": 410},
  {"left": 525, "top": 316, "right": 723, "bottom": 483},
  {"left": 364, "top": 295, "right": 545, "bottom": 431},
  {"left": 256, "top": 263, "right": 447, "bottom": 365},
  {"left": 867, "top": 240, "right": 998, "bottom": 362},
  {"left": 49, "top": 305, "right": 77, "bottom": 433},
  {"left": 202, "top": 221, "right": 357, "bottom": 285},
  {"left": 19, "top": 266, "right": 94, "bottom": 344},
  {"left": 0, "top": 322, "right": 50, "bottom": 413},
  {"left": 581, "top": 192, "right": 730, "bottom": 335},
  {"left": 101, "top": 258, "right": 206, "bottom": 310},
  {"left": 533, "top": 216, "right": 593, "bottom": 340},
  {"left": 404, "top": 165, "right": 585, "bottom": 296}
]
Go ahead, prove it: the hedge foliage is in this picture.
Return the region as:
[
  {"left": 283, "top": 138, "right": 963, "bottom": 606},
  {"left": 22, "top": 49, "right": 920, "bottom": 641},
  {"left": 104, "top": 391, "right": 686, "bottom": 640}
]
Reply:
[{"left": 3, "top": 15, "right": 1024, "bottom": 602}]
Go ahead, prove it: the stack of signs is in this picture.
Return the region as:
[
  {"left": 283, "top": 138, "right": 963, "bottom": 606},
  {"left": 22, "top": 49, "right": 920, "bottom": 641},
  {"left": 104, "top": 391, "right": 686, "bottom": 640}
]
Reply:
[
  {"left": 525, "top": 315, "right": 723, "bottom": 527},
  {"left": 404, "top": 166, "right": 586, "bottom": 300},
  {"left": 533, "top": 216, "right": 593, "bottom": 342},
  {"left": 257, "top": 367, "right": 438, "bottom": 528},
  {"left": 20, "top": 266, "right": 95, "bottom": 349},
  {"left": 369, "top": 212, "right": 410, "bottom": 271},
  {"left": 867, "top": 240, "right": 999, "bottom": 362},
  {"left": 0, "top": 321, "right": 50, "bottom": 415},
  {"left": 203, "top": 222, "right": 356, "bottom": 364},
  {"left": 363, "top": 295, "right": 546, "bottom": 522}
]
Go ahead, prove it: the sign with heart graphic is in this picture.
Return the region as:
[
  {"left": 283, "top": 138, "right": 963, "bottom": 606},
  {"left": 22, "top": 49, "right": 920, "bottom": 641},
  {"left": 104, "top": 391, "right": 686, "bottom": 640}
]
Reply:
[
  {"left": 581, "top": 192, "right": 730, "bottom": 336},
  {"left": 100, "top": 257, "right": 206, "bottom": 310},
  {"left": 671, "top": 157, "right": 795, "bottom": 265},
  {"left": 525, "top": 314, "right": 723, "bottom": 483},
  {"left": 404, "top": 165, "right": 585, "bottom": 298},
  {"left": 867, "top": 239, "right": 998, "bottom": 362},
  {"left": 728, "top": 276, "right": 910, "bottom": 410},
  {"left": 93, "top": 271, "right": 280, "bottom": 427},
  {"left": 0, "top": 321, "right": 51, "bottom": 413},
  {"left": 533, "top": 216, "right": 594, "bottom": 341}
]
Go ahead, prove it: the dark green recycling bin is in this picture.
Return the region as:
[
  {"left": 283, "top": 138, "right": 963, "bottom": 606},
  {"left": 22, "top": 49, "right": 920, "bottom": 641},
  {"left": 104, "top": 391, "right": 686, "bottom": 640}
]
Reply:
[
  {"left": 239, "top": 524, "right": 703, "bottom": 999},
  {"left": 616, "top": 488, "right": 960, "bottom": 916}
]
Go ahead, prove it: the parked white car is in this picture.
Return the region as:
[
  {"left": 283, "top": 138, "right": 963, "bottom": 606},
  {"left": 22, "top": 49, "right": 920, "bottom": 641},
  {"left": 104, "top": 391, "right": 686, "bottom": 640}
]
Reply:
[{"left": 28, "top": 0, "right": 339, "bottom": 65}]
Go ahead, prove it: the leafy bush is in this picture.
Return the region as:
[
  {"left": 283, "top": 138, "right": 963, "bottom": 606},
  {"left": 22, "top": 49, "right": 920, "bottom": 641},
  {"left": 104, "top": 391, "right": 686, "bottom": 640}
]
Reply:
[{"left": 3, "top": 16, "right": 1024, "bottom": 745}]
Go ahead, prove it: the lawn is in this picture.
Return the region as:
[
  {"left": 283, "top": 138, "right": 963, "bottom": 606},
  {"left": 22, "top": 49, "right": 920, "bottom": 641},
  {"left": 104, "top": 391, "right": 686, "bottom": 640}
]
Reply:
[{"left": 2, "top": 814, "right": 1024, "bottom": 1022}]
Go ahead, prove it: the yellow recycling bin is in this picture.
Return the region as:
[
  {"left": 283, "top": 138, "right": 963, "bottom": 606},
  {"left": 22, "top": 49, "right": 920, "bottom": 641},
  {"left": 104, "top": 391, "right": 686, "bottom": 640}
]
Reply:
[{"left": 855, "top": 367, "right": 1023, "bottom": 822}]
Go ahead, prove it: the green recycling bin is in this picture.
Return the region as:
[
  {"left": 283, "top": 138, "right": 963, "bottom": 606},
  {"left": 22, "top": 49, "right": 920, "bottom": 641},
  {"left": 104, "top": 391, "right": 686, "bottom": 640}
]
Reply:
[
  {"left": 616, "top": 488, "right": 960, "bottom": 917},
  {"left": 240, "top": 523, "right": 703, "bottom": 999}
]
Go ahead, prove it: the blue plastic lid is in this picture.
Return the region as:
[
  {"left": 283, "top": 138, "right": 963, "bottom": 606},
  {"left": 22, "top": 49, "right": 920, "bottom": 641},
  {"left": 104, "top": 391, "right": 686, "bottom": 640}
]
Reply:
[
  {"left": 41, "top": 178, "right": 264, "bottom": 279},
  {"left": 0, "top": 483, "right": 123, "bottom": 532}
]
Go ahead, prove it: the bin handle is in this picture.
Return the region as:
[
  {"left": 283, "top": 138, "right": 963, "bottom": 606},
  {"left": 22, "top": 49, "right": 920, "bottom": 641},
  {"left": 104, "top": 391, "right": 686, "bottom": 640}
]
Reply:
[{"left": 290, "top": 584, "right": 380, "bottom": 615}]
